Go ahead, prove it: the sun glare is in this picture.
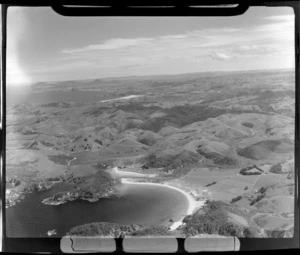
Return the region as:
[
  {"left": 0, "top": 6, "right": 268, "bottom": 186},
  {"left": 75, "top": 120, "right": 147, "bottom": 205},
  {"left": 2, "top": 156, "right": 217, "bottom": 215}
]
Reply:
[{"left": 7, "top": 7, "right": 32, "bottom": 86}]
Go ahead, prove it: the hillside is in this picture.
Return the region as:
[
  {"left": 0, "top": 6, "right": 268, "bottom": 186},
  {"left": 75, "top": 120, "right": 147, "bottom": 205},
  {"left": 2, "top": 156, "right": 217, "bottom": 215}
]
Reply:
[{"left": 6, "top": 69, "right": 295, "bottom": 237}]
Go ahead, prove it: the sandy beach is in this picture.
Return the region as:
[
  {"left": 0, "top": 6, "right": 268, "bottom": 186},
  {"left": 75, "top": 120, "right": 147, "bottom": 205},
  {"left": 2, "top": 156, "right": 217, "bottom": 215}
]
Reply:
[
  {"left": 120, "top": 177, "right": 206, "bottom": 230},
  {"left": 107, "top": 166, "right": 206, "bottom": 230},
  {"left": 108, "top": 167, "right": 156, "bottom": 179}
]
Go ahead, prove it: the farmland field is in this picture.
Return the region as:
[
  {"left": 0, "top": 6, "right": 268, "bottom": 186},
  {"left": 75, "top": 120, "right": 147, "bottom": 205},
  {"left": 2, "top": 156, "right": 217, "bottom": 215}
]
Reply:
[{"left": 6, "top": 68, "right": 295, "bottom": 238}]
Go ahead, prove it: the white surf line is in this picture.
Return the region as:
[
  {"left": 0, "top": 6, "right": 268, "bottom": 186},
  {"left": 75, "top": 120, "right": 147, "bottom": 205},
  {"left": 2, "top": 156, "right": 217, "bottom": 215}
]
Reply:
[
  {"left": 101, "top": 95, "right": 142, "bottom": 103},
  {"left": 121, "top": 178, "right": 206, "bottom": 231}
]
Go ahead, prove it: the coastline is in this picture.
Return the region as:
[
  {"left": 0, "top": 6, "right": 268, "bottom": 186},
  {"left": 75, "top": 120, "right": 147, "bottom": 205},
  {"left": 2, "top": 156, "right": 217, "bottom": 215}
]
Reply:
[
  {"left": 120, "top": 177, "right": 206, "bottom": 230},
  {"left": 108, "top": 167, "right": 156, "bottom": 179}
]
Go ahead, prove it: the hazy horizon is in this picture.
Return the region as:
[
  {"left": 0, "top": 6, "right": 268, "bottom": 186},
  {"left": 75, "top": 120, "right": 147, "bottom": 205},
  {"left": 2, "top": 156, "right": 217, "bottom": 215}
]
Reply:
[
  {"left": 6, "top": 6, "right": 295, "bottom": 86},
  {"left": 7, "top": 66, "right": 295, "bottom": 88}
]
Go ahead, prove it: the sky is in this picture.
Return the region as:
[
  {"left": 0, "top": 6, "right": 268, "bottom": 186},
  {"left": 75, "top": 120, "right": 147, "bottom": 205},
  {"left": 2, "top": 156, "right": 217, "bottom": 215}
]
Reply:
[{"left": 6, "top": 6, "right": 295, "bottom": 86}]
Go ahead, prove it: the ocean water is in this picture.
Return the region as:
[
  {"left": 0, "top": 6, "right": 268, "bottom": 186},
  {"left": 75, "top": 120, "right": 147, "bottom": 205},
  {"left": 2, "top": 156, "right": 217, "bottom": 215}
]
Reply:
[{"left": 6, "top": 182, "right": 188, "bottom": 237}]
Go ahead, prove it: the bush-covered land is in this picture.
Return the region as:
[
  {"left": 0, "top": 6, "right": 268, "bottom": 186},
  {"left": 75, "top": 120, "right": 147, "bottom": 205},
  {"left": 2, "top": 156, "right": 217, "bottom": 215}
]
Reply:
[
  {"left": 67, "top": 200, "right": 260, "bottom": 238},
  {"left": 239, "top": 165, "right": 263, "bottom": 175},
  {"left": 142, "top": 151, "right": 201, "bottom": 170},
  {"left": 250, "top": 187, "right": 267, "bottom": 206},
  {"left": 269, "top": 163, "right": 283, "bottom": 174},
  {"left": 197, "top": 148, "right": 237, "bottom": 166},
  {"left": 130, "top": 226, "right": 173, "bottom": 236},
  {"left": 205, "top": 181, "right": 217, "bottom": 187},
  {"left": 123, "top": 103, "right": 258, "bottom": 132},
  {"left": 44, "top": 171, "right": 115, "bottom": 204},
  {"left": 48, "top": 154, "right": 74, "bottom": 165},
  {"left": 241, "top": 122, "right": 254, "bottom": 128},
  {"left": 67, "top": 222, "right": 173, "bottom": 237},
  {"left": 181, "top": 200, "right": 256, "bottom": 237},
  {"left": 67, "top": 222, "right": 140, "bottom": 237},
  {"left": 230, "top": 196, "right": 243, "bottom": 204}
]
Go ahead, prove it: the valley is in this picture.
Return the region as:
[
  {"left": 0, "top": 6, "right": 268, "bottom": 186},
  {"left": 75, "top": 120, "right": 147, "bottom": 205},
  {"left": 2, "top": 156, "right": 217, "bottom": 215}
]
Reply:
[{"left": 6, "top": 68, "right": 295, "bottom": 238}]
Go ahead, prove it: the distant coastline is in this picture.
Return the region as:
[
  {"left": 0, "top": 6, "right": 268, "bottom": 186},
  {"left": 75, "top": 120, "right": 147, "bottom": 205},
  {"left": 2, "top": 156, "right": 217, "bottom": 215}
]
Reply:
[{"left": 7, "top": 67, "right": 293, "bottom": 88}]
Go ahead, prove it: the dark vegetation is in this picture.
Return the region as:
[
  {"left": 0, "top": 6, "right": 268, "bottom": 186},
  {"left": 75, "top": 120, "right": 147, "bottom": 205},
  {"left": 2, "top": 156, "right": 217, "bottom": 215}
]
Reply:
[
  {"left": 48, "top": 154, "right": 74, "bottom": 165},
  {"left": 205, "top": 182, "right": 217, "bottom": 187},
  {"left": 250, "top": 187, "right": 267, "bottom": 206},
  {"left": 67, "top": 222, "right": 140, "bottom": 237},
  {"left": 117, "top": 103, "right": 161, "bottom": 119},
  {"left": 47, "top": 176, "right": 64, "bottom": 182},
  {"left": 23, "top": 179, "right": 52, "bottom": 193},
  {"left": 139, "top": 118, "right": 170, "bottom": 133},
  {"left": 48, "top": 171, "right": 115, "bottom": 203},
  {"left": 67, "top": 200, "right": 260, "bottom": 238},
  {"left": 123, "top": 102, "right": 259, "bottom": 132},
  {"left": 230, "top": 196, "right": 243, "bottom": 204},
  {"left": 255, "top": 139, "right": 288, "bottom": 151},
  {"left": 39, "top": 140, "right": 54, "bottom": 147},
  {"left": 182, "top": 200, "right": 255, "bottom": 237},
  {"left": 75, "top": 171, "right": 114, "bottom": 198},
  {"left": 24, "top": 141, "right": 39, "bottom": 150},
  {"left": 139, "top": 105, "right": 235, "bottom": 132},
  {"left": 94, "top": 139, "right": 103, "bottom": 145},
  {"left": 258, "top": 187, "right": 267, "bottom": 193},
  {"left": 84, "top": 106, "right": 111, "bottom": 117},
  {"left": 237, "top": 139, "right": 292, "bottom": 160},
  {"left": 237, "top": 146, "right": 266, "bottom": 160},
  {"left": 67, "top": 222, "right": 172, "bottom": 237},
  {"left": 269, "top": 163, "right": 283, "bottom": 174},
  {"left": 142, "top": 151, "right": 201, "bottom": 170},
  {"left": 239, "top": 165, "right": 263, "bottom": 175},
  {"left": 65, "top": 174, "right": 84, "bottom": 185},
  {"left": 22, "top": 129, "right": 38, "bottom": 135},
  {"left": 94, "top": 161, "right": 110, "bottom": 170},
  {"left": 130, "top": 226, "right": 173, "bottom": 236},
  {"left": 138, "top": 138, "right": 156, "bottom": 146},
  {"left": 253, "top": 90, "right": 295, "bottom": 116},
  {"left": 165, "top": 105, "right": 229, "bottom": 127},
  {"left": 265, "top": 229, "right": 293, "bottom": 238},
  {"left": 7, "top": 70, "right": 295, "bottom": 237},
  {"left": 197, "top": 147, "right": 237, "bottom": 166},
  {"left": 250, "top": 194, "right": 263, "bottom": 207},
  {"left": 73, "top": 136, "right": 82, "bottom": 142},
  {"left": 241, "top": 122, "right": 254, "bottom": 128}
]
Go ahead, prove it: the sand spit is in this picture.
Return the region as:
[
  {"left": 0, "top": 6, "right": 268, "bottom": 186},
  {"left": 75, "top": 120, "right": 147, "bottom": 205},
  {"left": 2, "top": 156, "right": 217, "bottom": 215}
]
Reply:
[{"left": 108, "top": 167, "right": 156, "bottom": 179}]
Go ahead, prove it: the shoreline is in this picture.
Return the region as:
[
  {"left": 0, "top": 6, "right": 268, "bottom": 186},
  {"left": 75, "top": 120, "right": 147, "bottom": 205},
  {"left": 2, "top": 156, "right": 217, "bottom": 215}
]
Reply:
[
  {"left": 108, "top": 167, "right": 156, "bottom": 179},
  {"left": 120, "top": 178, "right": 206, "bottom": 230}
]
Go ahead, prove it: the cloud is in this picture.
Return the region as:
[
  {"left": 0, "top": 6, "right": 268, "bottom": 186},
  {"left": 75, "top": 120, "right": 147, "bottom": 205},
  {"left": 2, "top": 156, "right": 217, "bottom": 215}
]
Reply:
[
  {"left": 264, "top": 14, "right": 294, "bottom": 22},
  {"left": 255, "top": 14, "right": 294, "bottom": 35},
  {"left": 62, "top": 37, "right": 153, "bottom": 54},
  {"left": 209, "top": 51, "right": 234, "bottom": 61},
  {"left": 159, "top": 34, "right": 188, "bottom": 40},
  {"left": 58, "top": 20, "right": 293, "bottom": 75},
  {"left": 61, "top": 27, "right": 241, "bottom": 55},
  {"left": 234, "top": 45, "right": 278, "bottom": 55},
  {"left": 208, "top": 44, "right": 279, "bottom": 62}
]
